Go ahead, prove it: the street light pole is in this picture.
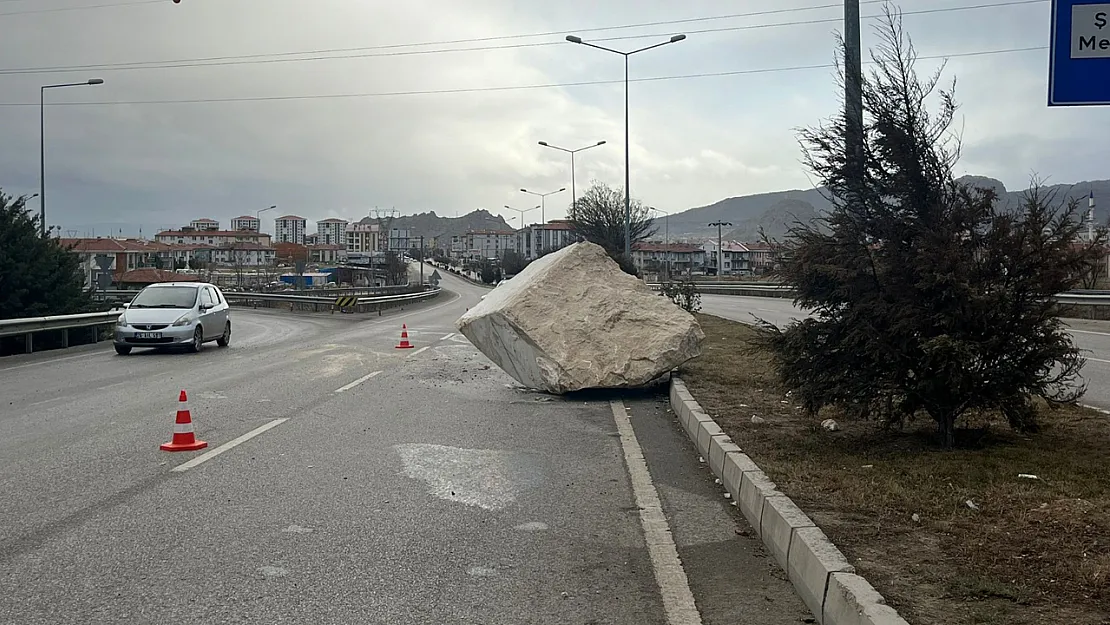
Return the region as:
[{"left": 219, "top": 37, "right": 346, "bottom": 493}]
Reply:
[
  {"left": 565, "top": 34, "right": 686, "bottom": 258},
  {"left": 40, "top": 78, "right": 104, "bottom": 237},
  {"left": 708, "top": 221, "right": 731, "bottom": 281},
  {"left": 505, "top": 204, "right": 539, "bottom": 259},
  {"left": 256, "top": 205, "right": 276, "bottom": 234},
  {"left": 650, "top": 207, "right": 670, "bottom": 280},
  {"left": 520, "top": 188, "right": 565, "bottom": 254},
  {"left": 537, "top": 140, "right": 606, "bottom": 215}
]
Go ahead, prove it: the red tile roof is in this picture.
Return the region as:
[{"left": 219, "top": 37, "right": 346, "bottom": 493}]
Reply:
[
  {"left": 231, "top": 215, "right": 259, "bottom": 221},
  {"left": 276, "top": 215, "right": 306, "bottom": 221},
  {"left": 308, "top": 244, "right": 345, "bottom": 250},
  {"left": 60, "top": 238, "right": 158, "bottom": 252},
  {"left": 317, "top": 218, "right": 348, "bottom": 223},
  {"left": 115, "top": 269, "right": 200, "bottom": 284}
]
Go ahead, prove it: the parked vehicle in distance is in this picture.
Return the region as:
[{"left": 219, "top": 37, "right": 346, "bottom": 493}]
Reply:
[{"left": 113, "top": 282, "right": 231, "bottom": 355}]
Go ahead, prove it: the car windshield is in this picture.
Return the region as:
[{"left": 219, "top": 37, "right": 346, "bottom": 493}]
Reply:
[{"left": 128, "top": 286, "right": 199, "bottom": 309}]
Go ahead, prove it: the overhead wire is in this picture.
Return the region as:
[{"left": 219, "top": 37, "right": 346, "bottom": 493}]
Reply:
[
  {"left": 0, "top": 0, "right": 1047, "bottom": 76},
  {"left": 0, "top": 45, "right": 1047, "bottom": 107}
]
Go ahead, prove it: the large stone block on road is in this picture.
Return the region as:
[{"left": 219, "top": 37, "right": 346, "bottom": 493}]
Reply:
[{"left": 455, "top": 242, "right": 704, "bottom": 394}]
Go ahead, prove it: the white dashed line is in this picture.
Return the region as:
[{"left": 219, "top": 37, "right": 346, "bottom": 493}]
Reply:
[
  {"left": 334, "top": 370, "right": 382, "bottom": 393},
  {"left": 1087, "top": 357, "right": 1110, "bottom": 364},
  {"left": 609, "top": 400, "right": 703, "bottom": 625},
  {"left": 409, "top": 346, "right": 430, "bottom": 357},
  {"left": 171, "top": 418, "right": 288, "bottom": 472},
  {"left": 1070, "top": 328, "right": 1110, "bottom": 337},
  {"left": 441, "top": 333, "right": 455, "bottom": 341}
]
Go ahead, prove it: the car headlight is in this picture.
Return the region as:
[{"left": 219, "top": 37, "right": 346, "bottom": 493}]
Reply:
[
  {"left": 116, "top": 315, "right": 127, "bottom": 327},
  {"left": 171, "top": 313, "right": 194, "bottom": 327}
]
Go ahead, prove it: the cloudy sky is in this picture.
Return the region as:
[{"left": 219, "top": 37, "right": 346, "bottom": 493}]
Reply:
[{"left": 0, "top": 0, "right": 1102, "bottom": 236}]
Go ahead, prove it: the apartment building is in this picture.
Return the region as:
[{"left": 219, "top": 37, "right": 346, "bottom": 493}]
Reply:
[
  {"left": 632, "top": 243, "right": 707, "bottom": 274},
  {"left": 345, "top": 223, "right": 380, "bottom": 254},
  {"left": 317, "top": 218, "right": 349, "bottom": 246},
  {"left": 189, "top": 218, "right": 220, "bottom": 231},
  {"left": 450, "top": 229, "right": 519, "bottom": 260},
  {"left": 155, "top": 229, "right": 271, "bottom": 247},
  {"left": 274, "top": 215, "right": 307, "bottom": 245},
  {"left": 519, "top": 220, "right": 577, "bottom": 260},
  {"left": 230, "top": 215, "right": 260, "bottom": 232}
]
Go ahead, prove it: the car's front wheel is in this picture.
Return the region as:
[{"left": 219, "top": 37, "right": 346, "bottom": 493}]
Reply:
[
  {"left": 188, "top": 327, "right": 203, "bottom": 353},
  {"left": 216, "top": 322, "right": 231, "bottom": 347},
  {"left": 114, "top": 344, "right": 131, "bottom": 356}
]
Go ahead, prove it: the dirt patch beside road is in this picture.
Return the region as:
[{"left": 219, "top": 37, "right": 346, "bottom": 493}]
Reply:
[{"left": 680, "top": 313, "right": 1110, "bottom": 625}]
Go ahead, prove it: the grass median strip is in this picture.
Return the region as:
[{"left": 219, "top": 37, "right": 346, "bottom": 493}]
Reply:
[{"left": 679, "top": 313, "right": 1110, "bottom": 625}]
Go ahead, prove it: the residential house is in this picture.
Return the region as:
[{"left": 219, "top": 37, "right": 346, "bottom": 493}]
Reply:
[
  {"left": 519, "top": 220, "right": 577, "bottom": 260},
  {"left": 274, "top": 242, "right": 310, "bottom": 266},
  {"left": 317, "top": 218, "right": 349, "bottom": 246},
  {"left": 115, "top": 268, "right": 200, "bottom": 289},
  {"left": 275, "top": 215, "right": 308, "bottom": 245},
  {"left": 632, "top": 242, "right": 707, "bottom": 275},
  {"left": 745, "top": 241, "right": 775, "bottom": 273},
  {"left": 309, "top": 244, "right": 347, "bottom": 264},
  {"left": 304, "top": 233, "right": 319, "bottom": 246},
  {"left": 155, "top": 229, "right": 271, "bottom": 247},
  {"left": 345, "top": 223, "right": 380, "bottom": 254},
  {"left": 61, "top": 238, "right": 173, "bottom": 288},
  {"left": 189, "top": 218, "right": 220, "bottom": 231},
  {"left": 702, "top": 240, "right": 751, "bottom": 275},
  {"left": 230, "top": 215, "right": 260, "bottom": 232}
]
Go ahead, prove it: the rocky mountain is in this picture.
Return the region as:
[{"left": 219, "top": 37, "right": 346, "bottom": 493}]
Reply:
[
  {"left": 359, "top": 209, "right": 512, "bottom": 244},
  {"left": 667, "top": 177, "right": 1109, "bottom": 241}
]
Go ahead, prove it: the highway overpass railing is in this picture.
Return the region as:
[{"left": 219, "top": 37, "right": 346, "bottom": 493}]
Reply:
[
  {"left": 0, "top": 288, "right": 443, "bottom": 356},
  {"left": 0, "top": 310, "right": 123, "bottom": 354}
]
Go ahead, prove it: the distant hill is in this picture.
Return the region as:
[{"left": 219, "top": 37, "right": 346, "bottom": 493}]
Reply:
[
  {"left": 359, "top": 209, "right": 512, "bottom": 244},
  {"left": 667, "top": 177, "right": 1110, "bottom": 241}
]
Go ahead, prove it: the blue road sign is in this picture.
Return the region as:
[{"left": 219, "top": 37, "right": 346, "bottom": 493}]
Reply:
[{"left": 1049, "top": 0, "right": 1110, "bottom": 106}]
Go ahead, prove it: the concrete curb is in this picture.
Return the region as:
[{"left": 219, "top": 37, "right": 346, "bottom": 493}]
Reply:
[{"left": 668, "top": 377, "right": 911, "bottom": 625}]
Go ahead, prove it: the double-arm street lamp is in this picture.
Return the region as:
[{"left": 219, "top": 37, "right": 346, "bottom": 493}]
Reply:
[
  {"left": 709, "top": 221, "right": 732, "bottom": 281},
  {"left": 41, "top": 78, "right": 104, "bottom": 237},
  {"left": 565, "top": 33, "right": 686, "bottom": 257},
  {"left": 537, "top": 140, "right": 605, "bottom": 214},
  {"left": 520, "top": 188, "right": 565, "bottom": 254}
]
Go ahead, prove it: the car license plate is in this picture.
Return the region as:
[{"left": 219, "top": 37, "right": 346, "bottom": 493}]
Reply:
[{"left": 135, "top": 332, "right": 162, "bottom": 339}]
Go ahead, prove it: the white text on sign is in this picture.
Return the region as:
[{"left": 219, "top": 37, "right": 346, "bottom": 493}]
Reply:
[{"left": 1072, "top": 3, "right": 1110, "bottom": 59}]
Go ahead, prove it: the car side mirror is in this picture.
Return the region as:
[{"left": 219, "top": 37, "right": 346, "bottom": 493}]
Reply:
[{"left": 122, "top": 302, "right": 130, "bottom": 309}]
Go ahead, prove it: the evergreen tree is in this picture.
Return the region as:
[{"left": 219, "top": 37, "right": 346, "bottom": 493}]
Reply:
[
  {"left": 0, "top": 190, "right": 90, "bottom": 319},
  {"left": 760, "top": 9, "right": 1100, "bottom": 447}
]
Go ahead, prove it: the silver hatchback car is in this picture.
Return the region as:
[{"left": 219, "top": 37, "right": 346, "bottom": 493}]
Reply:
[{"left": 113, "top": 282, "right": 231, "bottom": 355}]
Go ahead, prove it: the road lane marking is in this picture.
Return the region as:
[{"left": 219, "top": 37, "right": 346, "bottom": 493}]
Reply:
[
  {"left": 334, "top": 370, "right": 382, "bottom": 393},
  {"left": 1070, "top": 328, "right": 1110, "bottom": 337},
  {"left": 0, "top": 350, "right": 106, "bottom": 372},
  {"left": 440, "top": 333, "right": 455, "bottom": 341},
  {"left": 1083, "top": 404, "right": 1110, "bottom": 415},
  {"left": 1086, "top": 356, "right": 1110, "bottom": 364},
  {"left": 409, "top": 346, "right": 430, "bottom": 357},
  {"left": 609, "top": 400, "right": 703, "bottom": 625},
  {"left": 171, "top": 418, "right": 288, "bottom": 472}
]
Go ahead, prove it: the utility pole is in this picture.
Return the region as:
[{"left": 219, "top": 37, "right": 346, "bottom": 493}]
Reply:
[
  {"left": 708, "top": 221, "right": 731, "bottom": 281},
  {"left": 418, "top": 235, "right": 425, "bottom": 286},
  {"left": 844, "top": 0, "right": 864, "bottom": 186}
]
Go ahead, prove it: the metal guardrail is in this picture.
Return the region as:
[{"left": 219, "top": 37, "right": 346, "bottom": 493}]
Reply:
[
  {"left": 648, "top": 282, "right": 1110, "bottom": 309},
  {"left": 1, "top": 289, "right": 442, "bottom": 356},
  {"left": 221, "top": 288, "right": 443, "bottom": 314},
  {"left": 0, "top": 310, "right": 122, "bottom": 353}
]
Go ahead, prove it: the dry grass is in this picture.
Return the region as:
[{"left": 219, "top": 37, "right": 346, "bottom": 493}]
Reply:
[{"left": 680, "top": 314, "right": 1110, "bottom": 625}]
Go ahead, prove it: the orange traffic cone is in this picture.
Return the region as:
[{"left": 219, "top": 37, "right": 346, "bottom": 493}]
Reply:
[
  {"left": 160, "top": 390, "right": 208, "bottom": 452},
  {"left": 395, "top": 323, "right": 414, "bottom": 349}
]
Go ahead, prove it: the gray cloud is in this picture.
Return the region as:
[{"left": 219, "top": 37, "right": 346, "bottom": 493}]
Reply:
[{"left": 1, "top": 0, "right": 1102, "bottom": 235}]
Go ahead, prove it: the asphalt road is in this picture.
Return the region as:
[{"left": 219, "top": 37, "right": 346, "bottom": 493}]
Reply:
[
  {"left": 700, "top": 294, "right": 1110, "bottom": 412},
  {"left": 1, "top": 269, "right": 807, "bottom": 624}
]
